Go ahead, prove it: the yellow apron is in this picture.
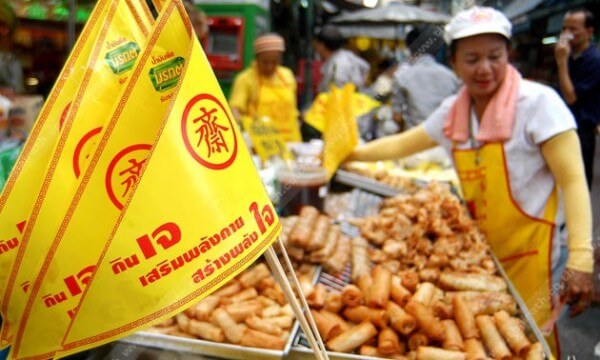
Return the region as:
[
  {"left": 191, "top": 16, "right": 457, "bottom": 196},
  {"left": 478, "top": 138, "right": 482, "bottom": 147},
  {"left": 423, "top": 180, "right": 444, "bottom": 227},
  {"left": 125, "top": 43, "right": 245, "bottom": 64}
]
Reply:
[
  {"left": 453, "top": 142, "right": 560, "bottom": 358},
  {"left": 253, "top": 69, "right": 302, "bottom": 143}
]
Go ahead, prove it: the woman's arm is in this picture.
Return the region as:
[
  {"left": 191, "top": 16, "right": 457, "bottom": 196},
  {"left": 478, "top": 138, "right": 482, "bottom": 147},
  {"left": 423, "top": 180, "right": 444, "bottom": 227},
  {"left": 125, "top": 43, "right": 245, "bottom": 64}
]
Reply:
[
  {"left": 346, "top": 125, "right": 437, "bottom": 162},
  {"left": 541, "top": 130, "right": 593, "bottom": 314}
]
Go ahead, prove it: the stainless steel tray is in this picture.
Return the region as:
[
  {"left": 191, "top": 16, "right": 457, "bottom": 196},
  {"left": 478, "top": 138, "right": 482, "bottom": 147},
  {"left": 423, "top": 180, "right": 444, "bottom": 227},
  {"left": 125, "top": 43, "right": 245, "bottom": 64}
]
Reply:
[{"left": 334, "top": 170, "right": 401, "bottom": 198}]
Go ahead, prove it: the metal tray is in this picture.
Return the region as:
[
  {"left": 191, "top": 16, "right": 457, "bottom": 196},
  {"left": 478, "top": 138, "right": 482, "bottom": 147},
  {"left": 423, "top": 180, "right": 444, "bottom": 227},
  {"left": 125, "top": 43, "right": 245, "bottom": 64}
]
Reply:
[{"left": 334, "top": 170, "right": 402, "bottom": 198}]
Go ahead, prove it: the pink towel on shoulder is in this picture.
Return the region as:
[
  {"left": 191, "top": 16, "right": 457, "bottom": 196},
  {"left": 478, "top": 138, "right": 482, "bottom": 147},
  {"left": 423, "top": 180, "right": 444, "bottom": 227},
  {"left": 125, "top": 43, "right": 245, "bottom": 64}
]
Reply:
[{"left": 443, "top": 64, "right": 521, "bottom": 143}]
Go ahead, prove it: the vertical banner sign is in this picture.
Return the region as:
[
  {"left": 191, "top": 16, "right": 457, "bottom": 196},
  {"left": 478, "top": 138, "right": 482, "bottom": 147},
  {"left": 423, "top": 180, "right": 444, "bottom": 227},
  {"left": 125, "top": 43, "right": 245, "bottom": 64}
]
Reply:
[
  {"left": 0, "top": 0, "right": 110, "bottom": 348},
  {"left": 8, "top": 2, "right": 192, "bottom": 358},
  {"left": 57, "top": 8, "right": 281, "bottom": 358},
  {"left": 0, "top": 0, "right": 151, "bottom": 347},
  {"left": 322, "top": 84, "right": 359, "bottom": 179}
]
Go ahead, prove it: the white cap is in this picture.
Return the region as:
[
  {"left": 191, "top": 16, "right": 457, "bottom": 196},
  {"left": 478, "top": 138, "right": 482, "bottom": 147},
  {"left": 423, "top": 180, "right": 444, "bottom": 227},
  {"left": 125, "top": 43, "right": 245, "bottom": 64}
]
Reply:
[{"left": 444, "top": 6, "right": 512, "bottom": 45}]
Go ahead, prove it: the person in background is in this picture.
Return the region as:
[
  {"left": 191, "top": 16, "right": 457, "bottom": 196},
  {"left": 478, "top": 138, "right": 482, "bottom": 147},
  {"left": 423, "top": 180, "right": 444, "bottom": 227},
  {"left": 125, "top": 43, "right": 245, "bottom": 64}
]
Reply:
[
  {"left": 346, "top": 7, "right": 593, "bottom": 356},
  {"left": 391, "top": 25, "right": 460, "bottom": 131},
  {"left": 183, "top": 0, "right": 209, "bottom": 42},
  {"left": 229, "top": 33, "right": 301, "bottom": 143},
  {"left": 554, "top": 8, "right": 600, "bottom": 191},
  {"left": 0, "top": 0, "right": 23, "bottom": 95},
  {"left": 313, "top": 25, "right": 370, "bottom": 93}
]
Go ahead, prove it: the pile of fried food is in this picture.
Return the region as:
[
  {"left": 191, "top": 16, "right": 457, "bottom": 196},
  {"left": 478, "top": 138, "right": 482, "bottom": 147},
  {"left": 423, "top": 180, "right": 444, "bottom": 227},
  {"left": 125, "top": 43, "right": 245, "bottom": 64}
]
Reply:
[
  {"left": 343, "top": 162, "right": 420, "bottom": 192},
  {"left": 296, "top": 183, "right": 545, "bottom": 359},
  {"left": 146, "top": 263, "right": 315, "bottom": 350}
]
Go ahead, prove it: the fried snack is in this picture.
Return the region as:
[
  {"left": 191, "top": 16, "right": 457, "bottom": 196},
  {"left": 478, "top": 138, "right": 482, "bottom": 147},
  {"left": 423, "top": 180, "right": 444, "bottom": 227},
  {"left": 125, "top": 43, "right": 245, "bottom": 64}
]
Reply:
[
  {"left": 525, "top": 342, "right": 544, "bottom": 360},
  {"left": 245, "top": 315, "right": 283, "bottom": 336},
  {"left": 416, "top": 346, "right": 466, "bottom": 360},
  {"left": 341, "top": 284, "right": 363, "bottom": 308},
  {"left": 408, "top": 332, "right": 429, "bottom": 351},
  {"left": 442, "top": 319, "right": 464, "bottom": 351},
  {"left": 221, "top": 287, "right": 258, "bottom": 304},
  {"left": 351, "top": 236, "right": 371, "bottom": 281},
  {"left": 411, "top": 282, "right": 437, "bottom": 306},
  {"left": 289, "top": 206, "right": 319, "bottom": 247},
  {"left": 263, "top": 314, "right": 294, "bottom": 329},
  {"left": 427, "top": 253, "right": 449, "bottom": 268},
  {"left": 418, "top": 268, "right": 440, "bottom": 283},
  {"left": 307, "top": 215, "right": 331, "bottom": 251},
  {"left": 188, "top": 320, "right": 225, "bottom": 342},
  {"left": 494, "top": 310, "right": 531, "bottom": 357},
  {"left": 452, "top": 295, "right": 479, "bottom": 340},
  {"left": 321, "top": 310, "right": 351, "bottom": 332},
  {"left": 240, "top": 328, "right": 286, "bottom": 350},
  {"left": 307, "top": 283, "right": 327, "bottom": 309},
  {"left": 311, "top": 309, "right": 342, "bottom": 341},
  {"left": 378, "top": 326, "right": 403, "bottom": 355},
  {"left": 155, "top": 317, "right": 175, "bottom": 328},
  {"left": 400, "top": 270, "right": 419, "bottom": 293},
  {"left": 256, "top": 277, "right": 276, "bottom": 291},
  {"left": 387, "top": 301, "right": 417, "bottom": 335},
  {"left": 366, "top": 265, "right": 392, "bottom": 308},
  {"left": 327, "top": 321, "right": 378, "bottom": 353},
  {"left": 145, "top": 325, "right": 178, "bottom": 335},
  {"left": 405, "top": 300, "right": 444, "bottom": 341},
  {"left": 383, "top": 240, "right": 408, "bottom": 259},
  {"left": 211, "top": 308, "right": 246, "bottom": 344},
  {"left": 213, "top": 281, "right": 243, "bottom": 297},
  {"left": 446, "top": 291, "right": 517, "bottom": 316},
  {"left": 475, "top": 315, "right": 511, "bottom": 360},
  {"left": 439, "top": 273, "right": 507, "bottom": 292},
  {"left": 176, "top": 313, "right": 191, "bottom": 332},
  {"left": 239, "top": 263, "right": 271, "bottom": 288},
  {"left": 464, "top": 338, "right": 487, "bottom": 360},
  {"left": 324, "top": 291, "right": 344, "bottom": 313},
  {"left": 357, "top": 273, "right": 373, "bottom": 295},
  {"left": 186, "top": 295, "right": 220, "bottom": 321},
  {"left": 391, "top": 275, "right": 412, "bottom": 306},
  {"left": 261, "top": 304, "right": 282, "bottom": 318},
  {"left": 343, "top": 305, "right": 388, "bottom": 329},
  {"left": 431, "top": 299, "right": 454, "bottom": 320},
  {"left": 324, "top": 234, "right": 351, "bottom": 275},
  {"left": 310, "top": 225, "right": 340, "bottom": 263},
  {"left": 262, "top": 284, "right": 287, "bottom": 305}
]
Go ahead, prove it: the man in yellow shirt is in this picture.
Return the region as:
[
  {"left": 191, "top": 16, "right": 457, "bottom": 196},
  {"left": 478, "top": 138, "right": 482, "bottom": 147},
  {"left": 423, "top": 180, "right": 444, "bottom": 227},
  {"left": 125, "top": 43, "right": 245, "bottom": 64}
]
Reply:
[{"left": 229, "top": 33, "right": 301, "bottom": 142}]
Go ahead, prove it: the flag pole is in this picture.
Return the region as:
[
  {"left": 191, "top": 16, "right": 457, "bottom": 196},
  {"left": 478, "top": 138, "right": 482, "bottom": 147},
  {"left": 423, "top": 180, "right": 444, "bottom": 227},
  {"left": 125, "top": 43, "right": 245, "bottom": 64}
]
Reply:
[{"left": 263, "top": 245, "right": 329, "bottom": 360}]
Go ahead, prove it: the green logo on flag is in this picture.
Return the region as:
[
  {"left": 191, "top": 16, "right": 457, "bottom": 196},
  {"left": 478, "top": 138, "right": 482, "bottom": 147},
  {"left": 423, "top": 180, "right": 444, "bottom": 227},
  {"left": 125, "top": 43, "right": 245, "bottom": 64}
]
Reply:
[
  {"left": 106, "top": 42, "right": 141, "bottom": 75},
  {"left": 149, "top": 57, "right": 185, "bottom": 92}
]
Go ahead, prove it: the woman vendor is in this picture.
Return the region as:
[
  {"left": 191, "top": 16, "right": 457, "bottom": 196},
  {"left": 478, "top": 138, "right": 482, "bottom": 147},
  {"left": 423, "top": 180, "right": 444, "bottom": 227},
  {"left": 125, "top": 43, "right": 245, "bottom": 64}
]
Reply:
[
  {"left": 346, "top": 6, "right": 594, "bottom": 355},
  {"left": 229, "top": 33, "right": 301, "bottom": 143}
]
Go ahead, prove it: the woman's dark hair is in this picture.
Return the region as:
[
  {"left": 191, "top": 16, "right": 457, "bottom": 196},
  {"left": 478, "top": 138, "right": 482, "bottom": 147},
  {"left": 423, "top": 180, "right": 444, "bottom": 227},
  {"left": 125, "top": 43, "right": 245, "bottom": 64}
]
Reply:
[{"left": 314, "top": 25, "right": 346, "bottom": 51}]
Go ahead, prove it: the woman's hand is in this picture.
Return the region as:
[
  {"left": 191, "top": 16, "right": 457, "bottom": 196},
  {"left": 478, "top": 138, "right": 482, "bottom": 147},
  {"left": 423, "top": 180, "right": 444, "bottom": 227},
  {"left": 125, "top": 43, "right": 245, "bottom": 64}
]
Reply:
[{"left": 560, "top": 268, "right": 594, "bottom": 316}]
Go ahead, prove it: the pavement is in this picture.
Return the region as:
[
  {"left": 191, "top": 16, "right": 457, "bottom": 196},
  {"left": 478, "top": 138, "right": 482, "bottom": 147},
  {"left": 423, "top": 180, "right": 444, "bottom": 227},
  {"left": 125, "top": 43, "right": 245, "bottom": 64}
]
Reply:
[{"left": 556, "top": 136, "right": 600, "bottom": 359}]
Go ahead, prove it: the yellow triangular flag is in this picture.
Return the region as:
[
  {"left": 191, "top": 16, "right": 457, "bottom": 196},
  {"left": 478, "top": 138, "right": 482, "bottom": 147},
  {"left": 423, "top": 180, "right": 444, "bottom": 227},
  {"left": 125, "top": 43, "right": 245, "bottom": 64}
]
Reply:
[
  {"left": 0, "top": 0, "right": 110, "bottom": 349},
  {"left": 7, "top": 3, "right": 191, "bottom": 359},
  {"left": 241, "top": 115, "right": 292, "bottom": 161},
  {"left": 0, "top": 0, "right": 151, "bottom": 348},
  {"left": 56, "top": 4, "right": 280, "bottom": 356},
  {"left": 322, "top": 84, "right": 359, "bottom": 179}
]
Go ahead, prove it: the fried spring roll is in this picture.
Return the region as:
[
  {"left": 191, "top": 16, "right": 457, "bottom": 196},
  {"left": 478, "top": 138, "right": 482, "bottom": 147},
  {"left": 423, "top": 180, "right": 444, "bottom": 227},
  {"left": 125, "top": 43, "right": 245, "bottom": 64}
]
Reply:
[
  {"left": 327, "top": 321, "right": 378, "bottom": 353},
  {"left": 439, "top": 273, "right": 507, "bottom": 292},
  {"left": 239, "top": 263, "right": 271, "bottom": 288},
  {"left": 442, "top": 319, "right": 464, "bottom": 351},
  {"left": 263, "top": 314, "right": 294, "bottom": 329},
  {"left": 245, "top": 315, "right": 283, "bottom": 336},
  {"left": 431, "top": 299, "right": 454, "bottom": 320},
  {"left": 211, "top": 308, "right": 246, "bottom": 344},
  {"left": 324, "top": 235, "right": 351, "bottom": 274},
  {"left": 213, "top": 281, "right": 242, "bottom": 297},
  {"left": 240, "top": 328, "right": 286, "bottom": 350},
  {"left": 324, "top": 292, "right": 344, "bottom": 313},
  {"left": 341, "top": 284, "right": 363, "bottom": 308},
  {"left": 188, "top": 320, "right": 225, "bottom": 342},
  {"left": 357, "top": 273, "right": 373, "bottom": 296},
  {"left": 383, "top": 240, "right": 408, "bottom": 259},
  {"left": 223, "top": 300, "right": 263, "bottom": 322},
  {"left": 378, "top": 327, "right": 402, "bottom": 355},
  {"left": 351, "top": 236, "right": 370, "bottom": 281},
  {"left": 475, "top": 315, "right": 511, "bottom": 360},
  {"left": 146, "top": 325, "right": 178, "bottom": 335},
  {"left": 176, "top": 313, "right": 191, "bottom": 332},
  {"left": 464, "top": 338, "right": 487, "bottom": 360},
  {"left": 366, "top": 265, "right": 392, "bottom": 308},
  {"left": 391, "top": 275, "right": 412, "bottom": 306},
  {"left": 186, "top": 295, "right": 220, "bottom": 321},
  {"left": 307, "top": 215, "right": 331, "bottom": 251},
  {"left": 494, "top": 310, "right": 531, "bottom": 357},
  {"left": 307, "top": 283, "right": 327, "bottom": 309},
  {"left": 262, "top": 304, "right": 282, "bottom": 318},
  {"left": 401, "top": 270, "right": 419, "bottom": 293},
  {"left": 416, "top": 346, "right": 466, "bottom": 360},
  {"left": 154, "top": 317, "right": 175, "bottom": 328},
  {"left": 262, "top": 285, "right": 287, "bottom": 305},
  {"left": 446, "top": 291, "right": 517, "bottom": 316},
  {"left": 453, "top": 295, "right": 479, "bottom": 340},
  {"left": 256, "top": 295, "right": 277, "bottom": 308},
  {"left": 310, "top": 225, "right": 339, "bottom": 262},
  {"left": 408, "top": 332, "right": 429, "bottom": 351},
  {"left": 221, "top": 287, "right": 258, "bottom": 305},
  {"left": 311, "top": 309, "right": 342, "bottom": 341},
  {"left": 256, "top": 277, "right": 276, "bottom": 291},
  {"left": 411, "top": 282, "right": 437, "bottom": 306},
  {"left": 405, "top": 301, "right": 444, "bottom": 341},
  {"left": 321, "top": 310, "right": 351, "bottom": 332},
  {"left": 343, "top": 305, "right": 388, "bottom": 328},
  {"left": 525, "top": 342, "right": 544, "bottom": 360},
  {"left": 387, "top": 301, "right": 417, "bottom": 335},
  {"left": 289, "top": 206, "right": 319, "bottom": 247}
]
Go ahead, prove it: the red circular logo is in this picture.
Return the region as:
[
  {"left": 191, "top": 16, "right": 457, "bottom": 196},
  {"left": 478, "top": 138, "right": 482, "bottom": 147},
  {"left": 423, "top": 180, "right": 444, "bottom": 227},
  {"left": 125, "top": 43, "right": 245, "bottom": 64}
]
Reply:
[
  {"left": 105, "top": 144, "right": 152, "bottom": 210},
  {"left": 181, "top": 94, "right": 237, "bottom": 170},
  {"left": 73, "top": 127, "right": 102, "bottom": 178}
]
